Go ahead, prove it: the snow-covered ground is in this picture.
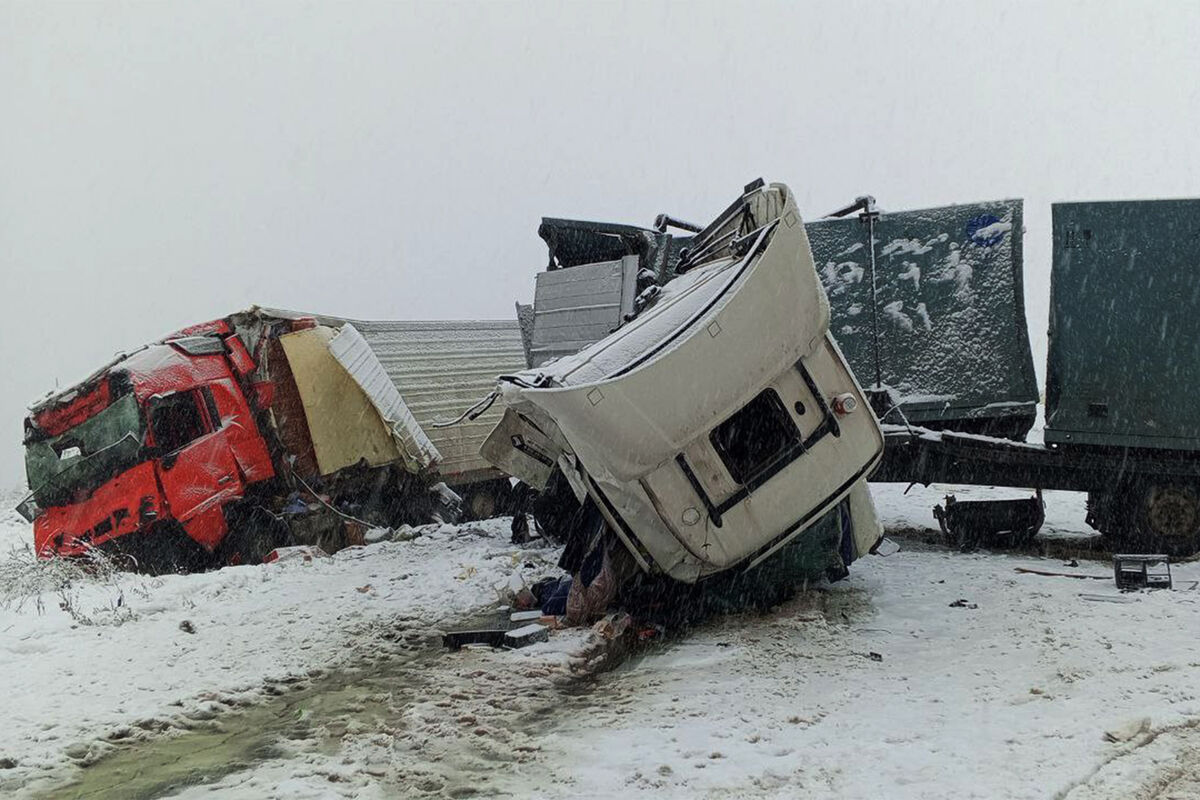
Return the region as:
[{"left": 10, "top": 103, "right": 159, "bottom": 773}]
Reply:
[
  {"left": 0, "top": 506, "right": 562, "bottom": 798},
  {"left": 1, "top": 484, "right": 1198, "bottom": 799}
]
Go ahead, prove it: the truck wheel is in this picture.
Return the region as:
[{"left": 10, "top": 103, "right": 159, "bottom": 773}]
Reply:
[
  {"left": 1138, "top": 482, "right": 1200, "bottom": 556},
  {"left": 105, "top": 522, "right": 213, "bottom": 574},
  {"left": 461, "top": 480, "right": 513, "bottom": 521},
  {"left": 469, "top": 492, "right": 496, "bottom": 520},
  {"left": 221, "top": 505, "right": 294, "bottom": 565}
]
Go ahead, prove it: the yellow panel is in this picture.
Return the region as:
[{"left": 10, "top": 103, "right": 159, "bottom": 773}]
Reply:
[{"left": 279, "top": 327, "right": 400, "bottom": 476}]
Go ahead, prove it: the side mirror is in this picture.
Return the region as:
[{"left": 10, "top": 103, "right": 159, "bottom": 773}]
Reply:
[
  {"left": 162, "top": 451, "right": 179, "bottom": 470},
  {"left": 15, "top": 494, "right": 40, "bottom": 523}
]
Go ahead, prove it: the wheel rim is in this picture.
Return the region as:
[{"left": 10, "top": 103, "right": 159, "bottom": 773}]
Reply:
[
  {"left": 470, "top": 493, "right": 497, "bottom": 520},
  {"left": 1146, "top": 486, "right": 1200, "bottom": 542}
]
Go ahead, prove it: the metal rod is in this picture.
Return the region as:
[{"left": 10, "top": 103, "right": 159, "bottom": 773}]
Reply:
[{"left": 866, "top": 212, "right": 883, "bottom": 389}]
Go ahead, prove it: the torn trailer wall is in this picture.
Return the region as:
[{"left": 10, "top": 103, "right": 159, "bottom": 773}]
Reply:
[
  {"left": 257, "top": 310, "right": 527, "bottom": 484},
  {"left": 530, "top": 198, "right": 1040, "bottom": 440},
  {"left": 528, "top": 256, "right": 640, "bottom": 367},
  {"left": 487, "top": 181, "right": 884, "bottom": 584},
  {"left": 276, "top": 325, "right": 412, "bottom": 476}
]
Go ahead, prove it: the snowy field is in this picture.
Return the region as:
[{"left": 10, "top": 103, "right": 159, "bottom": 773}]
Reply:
[{"left": 1, "top": 484, "right": 1198, "bottom": 799}]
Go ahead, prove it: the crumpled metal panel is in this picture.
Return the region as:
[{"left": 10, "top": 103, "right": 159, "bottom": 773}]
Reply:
[
  {"left": 279, "top": 325, "right": 404, "bottom": 476},
  {"left": 346, "top": 319, "right": 528, "bottom": 480},
  {"left": 1046, "top": 199, "right": 1200, "bottom": 450},
  {"left": 529, "top": 256, "right": 638, "bottom": 367},
  {"left": 256, "top": 308, "right": 527, "bottom": 481},
  {"left": 806, "top": 200, "right": 1038, "bottom": 436},
  {"left": 538, "top": 217, "right": 691, "bottom": 280},
  {"left": 328, "top": 323, "right": 441, "bottom": 471},
  {"left": 515, "top": 302, "right": 535, "bottom": 368},
  {"left": 497, "top": 183, "right": 883, "bottom": 581}
]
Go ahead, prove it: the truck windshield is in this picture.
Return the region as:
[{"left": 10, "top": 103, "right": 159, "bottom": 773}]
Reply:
[{"left": 24, "top": 392, "right": 146, "bottom": 508}]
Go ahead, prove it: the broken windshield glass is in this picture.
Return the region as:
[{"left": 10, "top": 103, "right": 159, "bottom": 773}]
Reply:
[{"left": 24, "top": 392, "right": 146, "bottom": 507}]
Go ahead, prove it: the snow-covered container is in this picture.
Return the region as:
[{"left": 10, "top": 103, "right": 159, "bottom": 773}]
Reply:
[{"left": 806, "top": 199, "right": 1039, "bottom": 439}]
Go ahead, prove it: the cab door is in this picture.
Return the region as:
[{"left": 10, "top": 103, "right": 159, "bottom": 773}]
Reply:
[{"left": 148, "top": 388, "right": 242, "bottom": 549}]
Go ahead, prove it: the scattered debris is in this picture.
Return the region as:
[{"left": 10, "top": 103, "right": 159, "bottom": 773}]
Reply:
[
  {"left": 442, "top": 629, "right": 509, "bottom": 650},
  {"left": 363, "top": 528, "right": 393, "bottom": 544},
  {"left": 264, "top": 546, "right": 329, "bottom": 565},
  {"left": 442, "top": 622, "right": 550, "bottom": 651},
  {"left": 509, "top": 609, "right": 543, "bottom": 623},
  {"left": 392, "top": 525, "right": 420, "bottom": 542},
  {"left": 949, "top": 599, "right": 978, "bottom": 609},
  {"left": 935, "top": 493, "right": 1044, "bottom": 550},
  {"left": 1103, "top": 717, "right": 1151, "bottom": 743},
  {"left": 503, "top": 623, "right": 549, "bottom": 647},
  {"left": 1113, "top": 554, "right": 1172, "bottom": 591},
  {"left": 872, "top": 537, "right": 901, "bottom": 557},
  {"left": 591, "top": 612, "right": 632, "bottom": 641},
  {"left": 1079, "top": 594, "right": 1137, "bottom": 604},
  {"left": 1014, "top": 567, "right": 1108, "bottom": 580},
  {"left": 536, "top": 576, "right": 572, "bottom": 617},
  {"left": 569, "top": 612, "right": 640, "bottom": 673},
  {"left": 178, "top": 620, "right": 195, "bottom": 635}
]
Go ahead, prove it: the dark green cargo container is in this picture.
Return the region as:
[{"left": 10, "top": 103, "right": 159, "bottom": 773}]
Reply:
[
  {"left": 1046, "top": 200, "right": 1200, "bottom": 451},
  {"left": 807, "top": 200, "right": 1039, "bottom": 438}
]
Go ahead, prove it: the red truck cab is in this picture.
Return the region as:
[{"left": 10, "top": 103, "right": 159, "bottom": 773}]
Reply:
[{"left": 22, "top": 323, "right": 275, "bottom": 566}]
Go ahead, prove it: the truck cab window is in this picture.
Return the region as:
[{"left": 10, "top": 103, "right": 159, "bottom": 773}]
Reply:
[
  {"left": 710, "top": 388, "right": 800, "bottom": 485},
  {"left": 150, "top": 392, "right": 207, "bottom": 453}
]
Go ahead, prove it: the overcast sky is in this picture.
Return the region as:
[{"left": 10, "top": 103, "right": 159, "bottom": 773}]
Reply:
[{"left": 2, "top": 0, "right": 1199, "bottom": 489}]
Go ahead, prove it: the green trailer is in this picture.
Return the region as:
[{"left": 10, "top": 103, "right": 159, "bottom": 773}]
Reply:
[
  {"left": 807, "top": 198, "right": 1039, "bottom": 439},
  {"left": 882, "top": 199, "right": 1200, "bottom": 555},
  {"left": 525, "top": 185, "right": 1200, "bottom": 555},
  {"left": 1046, "top": 200, "right": 1200, "bottom": 451}
]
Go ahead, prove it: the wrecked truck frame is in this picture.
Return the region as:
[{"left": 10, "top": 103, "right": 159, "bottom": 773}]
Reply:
[
  {"left": 484, "top": 181, "right": 885, "bottom": 583},
  {"left": 19, "top": 308, "right": 526, "bottom": 570}
]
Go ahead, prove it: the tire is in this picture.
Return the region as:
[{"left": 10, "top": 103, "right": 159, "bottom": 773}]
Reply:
[
  {"left": 219, "top": 505, "right": 294, "bottom": 565},
  {"left": 461, "top": 480, "right": 514, "bottom": 522},
  {"left": 1136, "top": 482, "right": 1200, "bottom": 557},
  {"left": 468, "top": 489, "right": 499, "bottom": 520},
  {"left": 102, "top": 522, "right": 214, "bottom": 574}
]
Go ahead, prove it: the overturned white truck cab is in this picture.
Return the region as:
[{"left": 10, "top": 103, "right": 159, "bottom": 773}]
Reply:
[{"left": 485, "top": 181, "right": 885, "bottom": 584}]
